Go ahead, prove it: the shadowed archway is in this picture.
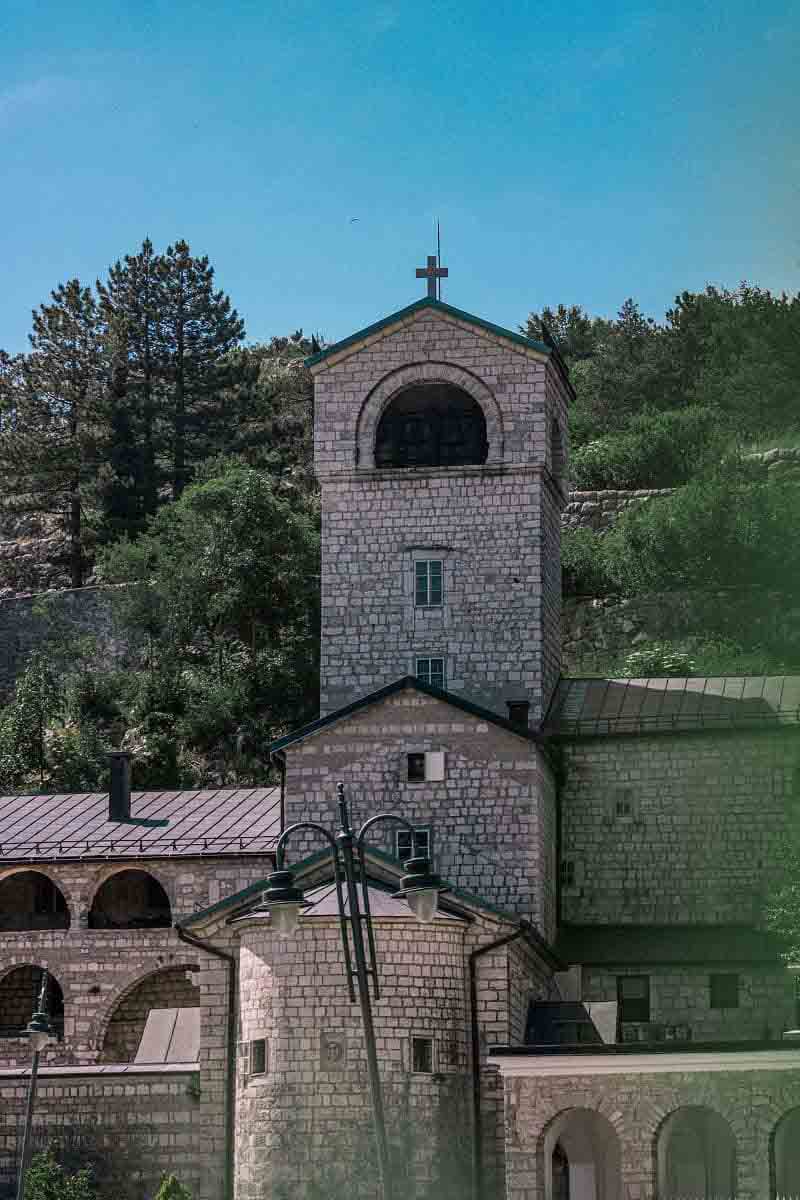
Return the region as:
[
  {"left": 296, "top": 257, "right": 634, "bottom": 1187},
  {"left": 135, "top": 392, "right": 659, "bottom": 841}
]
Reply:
[
  {"left": 374, "top": 383, "right": 488, "bottom": 468},
  {"left": 0, "top": 870, "right": 69, "bottom": 930},
  {"left": 544, "top": 1108, "right": 622, "bottom": 1200},
  {"left": 657, "top": 1105, "right": 736, "bottom": 1199}
]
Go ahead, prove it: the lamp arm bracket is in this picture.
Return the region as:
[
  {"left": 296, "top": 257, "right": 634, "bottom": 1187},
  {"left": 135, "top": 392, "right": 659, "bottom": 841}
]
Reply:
[
  {"left": 276, "top": 821, "right": 338, "bottom": 867},
  {"left": 356, "top": 812, "right": 417, "bottom": 854}
]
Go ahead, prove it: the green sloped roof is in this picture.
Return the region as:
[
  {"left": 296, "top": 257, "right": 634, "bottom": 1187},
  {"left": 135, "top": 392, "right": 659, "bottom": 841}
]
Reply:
[
  {"left": 556, "top": 923, "right": 788, "bottom": 966},
  {"left": 304, "top": 296, "right": 552, "bottom": 368}
]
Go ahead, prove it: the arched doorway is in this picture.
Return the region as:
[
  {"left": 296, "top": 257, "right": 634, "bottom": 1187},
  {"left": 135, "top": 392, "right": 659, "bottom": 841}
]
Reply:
[
  {"left": 544, "top": 1108, "right": 622, "bottom": 1200},
  {"left": 374, "top": 383, "right": 488, "bottom": 468},
  {"left": 101, "top": 966, "right": 200, "bottom": 1062},
  {"left": 0, "top": 871, "right": 69, "bottom": 930},
  {"left": 0, "top": 966, "right": 64, "bottom": 1040},
  {"left": 772, "top": 1106, "right": 800, "bottom": 1196},
  {"left": 88, "top": 870, "right": 171, "bottom": 929},
  {"left": 657, "top": 1106, "right": 736, "bottom": 1199}
]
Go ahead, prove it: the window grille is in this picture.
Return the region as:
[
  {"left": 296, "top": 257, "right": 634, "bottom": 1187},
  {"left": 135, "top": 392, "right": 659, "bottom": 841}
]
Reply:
[
  {"left": 411, "top": 1036, "right": 434, "bottom": 1073},
  {"left": 617, "top": 976, "right": 650, "bottom": 1023},
  {"left": 249, "top": 1038, "right": 267, "bottom": 1075},
  {"left": 416, "top": 657, "right": 445, "bottom": 689},
  {"left": 710, "top": 973, "right": 739, "bottom": 1009},
  {"left": 396, "top": 827, "right": 431, "bottom": 862}
]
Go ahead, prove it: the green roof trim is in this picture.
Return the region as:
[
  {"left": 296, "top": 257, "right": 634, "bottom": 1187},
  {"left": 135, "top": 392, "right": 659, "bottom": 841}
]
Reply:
[
  {"left": 303, "top": 297, "right": 551, "bottom": 368},
  {"left": 269, "top": 675, "right": 543, "bottom": 756}
]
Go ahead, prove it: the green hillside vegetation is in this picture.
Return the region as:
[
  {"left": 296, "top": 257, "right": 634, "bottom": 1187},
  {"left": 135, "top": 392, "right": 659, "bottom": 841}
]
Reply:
[{"left": 1, "top": 247, "right": 799, "bottom": 790}]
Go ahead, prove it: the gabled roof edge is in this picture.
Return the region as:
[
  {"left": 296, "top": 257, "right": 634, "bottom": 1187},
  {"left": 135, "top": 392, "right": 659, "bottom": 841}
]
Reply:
[
  {"left": 268, "top": 676, "right": 544, "bottom": 756},
  {"left": 304, "top": 297, "right": 552, "bottom": 368}
]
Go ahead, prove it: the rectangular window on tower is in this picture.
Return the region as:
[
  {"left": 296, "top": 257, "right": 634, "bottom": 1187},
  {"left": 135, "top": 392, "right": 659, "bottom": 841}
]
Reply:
[
  {"left": 395, "top": 827, "right": 431, "bottom": 862},
  {"left": 416, "top": 657, "right": 445, "bottom": 689},
  {"left": 415, "top": 560, "right": 443, "bottom": 607}
]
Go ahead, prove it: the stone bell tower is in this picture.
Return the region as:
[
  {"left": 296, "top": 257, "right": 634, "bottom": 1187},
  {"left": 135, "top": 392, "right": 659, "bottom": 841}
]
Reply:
[{"left": 306, "top": 260, "right": 572, "bottom": 724}]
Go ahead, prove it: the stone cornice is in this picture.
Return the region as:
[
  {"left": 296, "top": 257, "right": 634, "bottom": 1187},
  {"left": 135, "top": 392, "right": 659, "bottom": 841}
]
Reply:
[{"left": 487, "top": 1046, "right": 800, "bottom": 1077}]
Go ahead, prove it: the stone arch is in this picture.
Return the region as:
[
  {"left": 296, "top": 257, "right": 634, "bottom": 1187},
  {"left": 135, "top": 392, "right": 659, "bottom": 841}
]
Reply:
[
  {"left": 88, "top": 868, "right": 171, "bottom": 930},
  {"left": 771, "top": 1105, "right": 800, "bottom": 1197},
  {"left": 92, "top": 961, "right": 199, "bottom": 1062},
  {"left": 0, "top": 964, "right": 65, "bottom": 1039},
  {"left": 541, "top": 1107, "right": 623, "bottom": 1200},
  {"left": 0, "top": 868, "right": 70, "bottom": 930},
  {"left": 655, "top": 1104, "right": 736, "bottom": 1199},
  {"left": 356, "top": 362, "right": 504, "bottom": 468}
]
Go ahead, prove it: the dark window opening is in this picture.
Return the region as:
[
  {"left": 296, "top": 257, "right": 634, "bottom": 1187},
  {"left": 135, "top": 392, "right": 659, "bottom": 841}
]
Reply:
[
  {"left": 396, "top": 827, "right": 431, "bottom": 863},
  {"left": 710, "top": 973, "right": 739, "bottom": 1009},
  {"left": 250, "top": 1038, "right": 267, "bottom": 1075},
  {"left": 415, "top": 560, "right": 443, "bottom": 607},
  {"left": 407, "top": 753, "right": 426, "bottom": 783},
  {"left": 0, "top": 966, "right": 64, "bottom": 1041},
  {"left": 0, "top": 871, "right": 69, "bottom": 931},
  {"left": 507, "top": 701, "right": 530, "bottom": 729},
  {"left": 88, "top": 870, "right": 171, "bottom": 930},
  {"left": 560, "top": 860, "right": 576, "bottom": 888},
  {"left": 617, "top": 975, "right": 650, "bottom": 1023},
  {"left": 412, "top": 1036, "right": 434, "bottom": 1073},
  {"left": 375, "top": 384, "right": 488, "bottom": 469}
]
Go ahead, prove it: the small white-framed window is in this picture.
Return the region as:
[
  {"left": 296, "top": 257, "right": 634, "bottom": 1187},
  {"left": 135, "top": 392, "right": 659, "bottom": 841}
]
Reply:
[
  {"left": 406, "top": 751, "right": 446, "bottom": 783},
  {"left": 415, "top": 560, "right": 443, "bottom": 607},
  {"left": 416, "top": 657, "right": 445, "bottom": 689},
  {"left": 249, "top": 1037, "right": 268, "bottom": 1076},
  {"left": 395, "top": 826, "right": 431, "bottom": 862}
]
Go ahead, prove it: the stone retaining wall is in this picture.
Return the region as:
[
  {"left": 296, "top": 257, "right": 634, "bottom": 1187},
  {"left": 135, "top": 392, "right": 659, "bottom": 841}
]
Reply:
[
  {"left": 562, "top": 488, "right": 674, "bottom": 532},
  {"left": 0, "top": 1066, "right": 202, "bottom": 1199}
]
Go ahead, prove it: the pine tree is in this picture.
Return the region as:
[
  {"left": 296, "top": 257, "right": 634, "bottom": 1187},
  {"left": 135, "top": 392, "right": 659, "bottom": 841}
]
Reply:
[
  {"left": 0, "top": 281, "right": 104, "bottom": 587},
  {"left": 158, "top": 240, "right": 245, "bottom": 497},
  {"left": 96, "top": 239, "right": 165, "bottom": 524}
]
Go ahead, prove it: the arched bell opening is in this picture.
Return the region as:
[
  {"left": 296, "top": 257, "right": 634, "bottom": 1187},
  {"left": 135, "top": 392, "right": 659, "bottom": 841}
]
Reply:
[{"left": 374, "top": 383, "right": 488, "bottom": 468}]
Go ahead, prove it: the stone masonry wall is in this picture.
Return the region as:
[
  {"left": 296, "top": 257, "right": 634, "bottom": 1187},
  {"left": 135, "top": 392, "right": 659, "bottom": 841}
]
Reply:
[
  {"left": 559, "top": 730, "right": 799, "bottom": 924},
  {"left": 0, "top": 1066, "right": 201, "bottom": 1199},
  {"left": 501, "top": 1060, "right": 800, "bottom": 1200},
  {"left": 562, "top": 488, "right": 674, "bottom": 533},
  {"left": 312, "top": 304, "right": 571, "bottom": 723},
  {"left": 581, "top": 964, "right": 793, "bottom": 1042},
  {"left": 281, "top": 687, "right": 557, "bottom": 938}
]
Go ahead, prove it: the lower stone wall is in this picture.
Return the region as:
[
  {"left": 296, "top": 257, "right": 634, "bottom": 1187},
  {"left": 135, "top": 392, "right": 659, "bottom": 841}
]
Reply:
[
  {"left": 501, "top": 1058, "right": 800, "bottom": 1200},
  {"left": 0, "top": 1065, "right": 203, "bottom": 1199},
  {"left": 562, "top": 489, "right": 674, "bottom": 533}
]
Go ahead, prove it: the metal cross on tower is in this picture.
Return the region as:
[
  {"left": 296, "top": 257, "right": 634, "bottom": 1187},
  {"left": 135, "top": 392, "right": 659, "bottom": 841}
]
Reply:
[{"left": 416, "top": 254, "right": 448, "bottom": 299}]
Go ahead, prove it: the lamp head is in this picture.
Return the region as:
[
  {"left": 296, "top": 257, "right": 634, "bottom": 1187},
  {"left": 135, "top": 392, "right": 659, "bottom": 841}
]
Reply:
[
  {"left": 26, "top": 1008, "right": 54, "bottom": 1054},
  {"left": 394, "top": 856, "right": 448, "bottom": 923},
  {"left": 261, "top": 868, "right": 308, "bottom": 940}
]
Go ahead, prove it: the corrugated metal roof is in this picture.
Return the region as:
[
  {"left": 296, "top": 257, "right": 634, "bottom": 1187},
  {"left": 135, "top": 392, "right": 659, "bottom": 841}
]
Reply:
[
  {"left": 546, "top": 676, "right": 800, "bottom": 737},
  {"left": 0, "top": 787, "right": 281, "bottom": 861},
  {"left": 238, "top": 879, "right": 465, "bottom": 922}
]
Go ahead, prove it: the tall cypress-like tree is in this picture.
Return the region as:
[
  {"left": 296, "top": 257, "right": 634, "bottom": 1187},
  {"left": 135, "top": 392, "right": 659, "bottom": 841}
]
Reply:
[
  {"left": 159, "top": 240, "right": 245, "bottom": 497},
  {"left": 0, "top": 281, "right": 104, "bottom": 586}
]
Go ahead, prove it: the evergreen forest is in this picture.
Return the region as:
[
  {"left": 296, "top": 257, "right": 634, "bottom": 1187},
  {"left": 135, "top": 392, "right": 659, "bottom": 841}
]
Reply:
[{"left": 1, "top": 240, "right": 800, "bottom": 792}]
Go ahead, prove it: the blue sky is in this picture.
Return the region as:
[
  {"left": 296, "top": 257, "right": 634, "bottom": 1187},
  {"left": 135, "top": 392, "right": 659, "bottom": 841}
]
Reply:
[{"left": 1, "top": 0, "right": 798, "bottom": 352}]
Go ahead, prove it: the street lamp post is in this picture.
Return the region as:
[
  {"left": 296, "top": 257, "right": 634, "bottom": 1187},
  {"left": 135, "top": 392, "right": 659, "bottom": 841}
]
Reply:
[
  {"left": 260, "top": 782, "right": 447, "bottom": 1200},
  {"left": 16, "top": 973, "right": 54, "bottom": 1200}
]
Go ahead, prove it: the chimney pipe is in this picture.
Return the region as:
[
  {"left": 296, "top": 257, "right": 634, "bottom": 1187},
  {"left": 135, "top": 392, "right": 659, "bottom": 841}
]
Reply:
[{"left": 107, "top": 752, "right": 132, "bottom": 822}]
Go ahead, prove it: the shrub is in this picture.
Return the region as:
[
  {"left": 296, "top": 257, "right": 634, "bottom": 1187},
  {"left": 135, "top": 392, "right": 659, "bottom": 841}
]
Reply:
[
  {"left": 24, "top": 1149, "right": 97, "bottom": 1200},
  {"left": 155, "top": 1176, "right": 192, "bottom": 1200},
  {"left": 561, "top": 528, "right": 614, "bottom": 596},
  {"left": 570, "top": 405, "right": 724, "bottom": 490},
  {"left": 621, "top": 643, "right": 695, "bottom": 677}
]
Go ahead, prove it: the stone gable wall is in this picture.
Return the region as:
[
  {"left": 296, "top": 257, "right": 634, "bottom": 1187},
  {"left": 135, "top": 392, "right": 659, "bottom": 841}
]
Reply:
[
  {"left": 559, "top": 730, "right": 799, "bottom": 925},
  {"left": 313, "top": 307, "right": 570, "bottom": 722},
  {"left": 281, "top": 688, "right": 557, "bottom": 937}
]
